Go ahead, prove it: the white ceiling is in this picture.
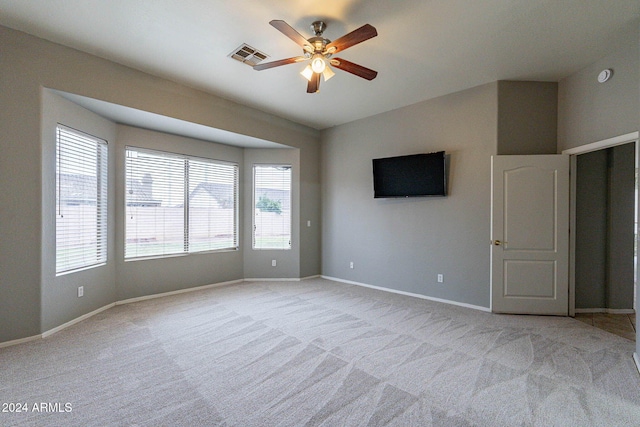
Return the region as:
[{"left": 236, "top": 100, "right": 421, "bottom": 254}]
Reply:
[{"left": 1, "top": 0, "right": 639, "bottom": 131}]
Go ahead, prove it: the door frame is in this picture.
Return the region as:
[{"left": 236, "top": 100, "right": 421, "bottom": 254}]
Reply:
[{"left": 562, "top": 131, "right": 639, "bottom": 317}]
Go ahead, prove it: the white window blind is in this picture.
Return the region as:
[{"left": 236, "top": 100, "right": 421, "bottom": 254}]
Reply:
[
  {"left": 125, "top": 149, "right": 185, "bottom": 259},
  {"left": 188, "top": 159, "right": 238, "bottom": 252},
  {"left": 253, "top": 165, "right": 292, "bottom": 250},
  {"left": 56, "top": 125, "right": 108, "bottom": 274},
  {"left": 125, "top": 147, "right": 238, "bottom": 259}
]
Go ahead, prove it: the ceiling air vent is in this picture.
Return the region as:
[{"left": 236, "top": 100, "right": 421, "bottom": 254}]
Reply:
[{"left": 229, "top": 44, "right": 269, "bottom": 66}]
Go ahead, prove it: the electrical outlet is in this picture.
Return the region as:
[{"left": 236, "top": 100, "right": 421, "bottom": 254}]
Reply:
[
  {"left": 307, "top": 220, "right": 311, "bottom": 227},
  {"left": 272, "top": 260, "right": 277, "bottom": 267},
  {"left": 437, "top": 274, "right": 444, "bottom": 283},
  {"left": 350, "top": 261, "right": 354, "bottom": 269},
  {"left": 78, "top": 286, "right": 84, "bottom": 297}
]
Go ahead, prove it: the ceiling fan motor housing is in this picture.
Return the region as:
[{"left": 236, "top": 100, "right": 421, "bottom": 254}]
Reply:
[
  {"left": 308, "top": 21, "right": 332, "bottom": 57},
  {"left": 307, "top": 36, "right": 330, "bottom": 54},
  {"left": 311, "top": 21, "right": 327, "bottom": 36}
]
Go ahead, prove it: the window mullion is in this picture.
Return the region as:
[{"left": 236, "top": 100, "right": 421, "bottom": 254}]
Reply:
[{"left": 184, "top": 159, "right": 190, "bottom": 253}]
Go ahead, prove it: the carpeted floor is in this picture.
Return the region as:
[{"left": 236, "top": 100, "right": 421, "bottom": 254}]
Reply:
[{"left": 1, "top": 278, "right": 639, "bottom": 426}]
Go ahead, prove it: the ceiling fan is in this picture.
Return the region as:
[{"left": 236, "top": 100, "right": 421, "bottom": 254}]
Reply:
[{"left": 253, "top": 20, "right": 378, "bottom": 93}]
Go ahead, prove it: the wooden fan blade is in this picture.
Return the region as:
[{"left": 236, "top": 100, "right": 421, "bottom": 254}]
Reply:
[
  {"left": 270, "top": 20, "right": 313, "bottom": 52},
  {"left": 325, "top": 24, "right": 377, "bottom": 54},
  {"left": 307, "top": 72, "right": 320, "bottom": 93},
  {"left": 331, "top": 58, "right": 378, "bottom": 80},
  {"left": 253, "top": 56, "right": 306, "bottom": 71}
]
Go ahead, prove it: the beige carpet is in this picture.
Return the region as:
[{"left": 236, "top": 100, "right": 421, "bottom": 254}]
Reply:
[{"left": 1, "top": 278, "right": 639, "bottom": 426}]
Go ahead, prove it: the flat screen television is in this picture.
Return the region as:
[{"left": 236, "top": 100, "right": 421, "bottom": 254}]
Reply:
[{"left": 372, "top": 151, "right": 447, "bottom": 198}]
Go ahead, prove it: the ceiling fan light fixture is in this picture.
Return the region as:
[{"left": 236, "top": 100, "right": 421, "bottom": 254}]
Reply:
[
  {"left": 311, "top": 54, "right": 326, "bottom": 73},
  {"left": 322, "top": 65, "right": 335, "bottom": 81},
  {"left": 257, "top": 20, "right": 378, "bottom": 92},
  {"left": 300, "top": 64, "right": 314, "bottom": 81}
]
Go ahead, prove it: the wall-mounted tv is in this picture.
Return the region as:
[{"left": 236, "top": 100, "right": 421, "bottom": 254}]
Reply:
[{"left": 372, "top": 151, "right": 447, "bottom": 198}]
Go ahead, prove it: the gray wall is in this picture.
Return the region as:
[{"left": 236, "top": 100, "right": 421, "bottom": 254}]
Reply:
[
  {"left": 321, "top": 83, "right": 498, "bottom": 308},
  {"left": 115, "top": 125, "right": 245, "bottom": 301},
  {"left": 298, "top": 141, "right": 322, "bottom": 278},
  {"left": 557, "top": 23, "right": 638, "bottom": 353},
  {"left": 243, "top": 149, "right": 301, "bottom": 279},
  {"left": 497, "top": 81, "right": 558, "bottom": 155},
  {"left": 1, "top": 29, "right": 44, "bottom": 342},
  {"left": 41, "top": 90, "right": 117, "bottom": 332},
  {"left": 606, "top": 143, "right": 636, "bottom": 309},
  {"left": 558, "top": 25, "right": 639, "bottom": 151},
  {"left": 575, "top": 145, "right": 635, "bottom": 311},
  {"left": 575, "top": 150, "right": 608, "bottom": 309},
  {"left": 0, "top": 25, "right": 320, "bottom": 343}
]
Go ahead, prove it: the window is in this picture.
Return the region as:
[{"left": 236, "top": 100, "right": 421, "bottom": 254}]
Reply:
[
  {"left": 125, "top": 149, "right": 185, "bottom": 258},
  {"left": 188, "top": 158, "right": 238, "bottom": 252},
  {"left": 56, "top": 125, "right": 108, "bottom": 274},
  {"left": 125, "top": 147, "right": 238, "bottom": 259},
  {"left": 253, "top": 165, "right": 291, "bottom": 250}
]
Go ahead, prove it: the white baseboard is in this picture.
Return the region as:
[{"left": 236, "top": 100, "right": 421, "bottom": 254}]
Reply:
[
  {"left": 321, "top": 275, "right": 491, "bottom": 313},
  {"left": 1, "top": 302, "right": 117, "bottom": 348},
  {"left": 0, "top": 279, "right": 244, "bottom": 349},
  {"left": 42, "top": 303, "right": 116, "bottom": 338},
  {"left": 243, "top": 275, "right": 322, "bottom": 283},
  {"left": 0, "top": 333, "right": 42, "bottom": 349},
  {"left": 574, "top": 308, "right": 636, "bottom": 314},
  {"left": 116, "top": 279, "right": 243, "bottom": 305},
  {"left": 0, "top": 274, "right": 492, "bottom": 348}
]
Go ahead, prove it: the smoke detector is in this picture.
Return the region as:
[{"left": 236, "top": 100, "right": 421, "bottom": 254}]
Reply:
[{"left": 597, "top": 69, "right": 612, "bottom": 83}]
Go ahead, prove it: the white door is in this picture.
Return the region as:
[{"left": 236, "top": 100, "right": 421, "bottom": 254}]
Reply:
[{"left": 491, "top": 155, "right": 570, "bottom": 315}]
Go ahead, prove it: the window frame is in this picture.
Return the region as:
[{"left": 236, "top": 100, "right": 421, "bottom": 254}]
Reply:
[
  {"left": 124, "top": 146, "right": 239, "bottom": 261},
  {"left": 252, "top": 164, "right": 292, "bottom": 251}
]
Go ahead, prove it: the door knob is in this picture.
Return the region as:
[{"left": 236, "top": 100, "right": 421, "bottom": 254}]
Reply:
[{"left": 492, "top": 240, "right": 507, "bottom": 246}]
